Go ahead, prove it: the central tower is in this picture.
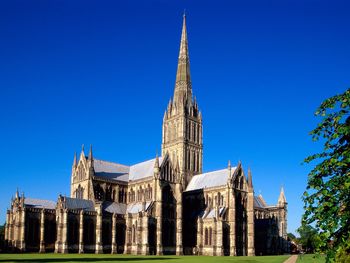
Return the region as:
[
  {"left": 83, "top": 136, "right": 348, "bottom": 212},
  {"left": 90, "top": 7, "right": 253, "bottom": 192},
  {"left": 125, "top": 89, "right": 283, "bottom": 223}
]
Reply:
[{"left": 162, "top": 15, "right": 203, "bottom": 186}]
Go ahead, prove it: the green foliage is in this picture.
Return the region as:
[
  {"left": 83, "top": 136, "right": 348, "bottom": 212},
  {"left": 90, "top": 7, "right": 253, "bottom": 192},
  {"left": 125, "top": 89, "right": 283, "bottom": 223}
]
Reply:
[
  {"left": 335, "top": 237, "right": 350, "bottom": 263},
  {"left": 303, "top": 88, "right": 350, "bottom": 261},
  {"left": 297, "top": 224, "right": 322, "bottom": 253}
]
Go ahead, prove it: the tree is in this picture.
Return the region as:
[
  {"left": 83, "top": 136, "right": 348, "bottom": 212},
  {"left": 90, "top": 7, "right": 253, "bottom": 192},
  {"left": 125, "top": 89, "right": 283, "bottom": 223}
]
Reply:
[
  {"left": 303, "top": 88, "right": 350, "bottom": 261},
  {"left": 297, "top": 224, "right": 321, "bottom": 253}
]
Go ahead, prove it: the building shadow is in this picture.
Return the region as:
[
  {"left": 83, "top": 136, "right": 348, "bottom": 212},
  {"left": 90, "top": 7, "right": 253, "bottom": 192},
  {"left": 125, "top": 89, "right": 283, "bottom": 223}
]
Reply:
[{"left": 0, "top": 257, "right": 177, "bottom": 262}]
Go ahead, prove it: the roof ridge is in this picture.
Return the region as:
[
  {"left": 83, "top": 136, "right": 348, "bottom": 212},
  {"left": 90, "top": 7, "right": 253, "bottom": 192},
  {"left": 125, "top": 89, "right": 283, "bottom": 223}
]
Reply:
[
  {"left": 131, "top": 156, "right": 163, "bottom": 167},
  {"left": 195, "top": 167, "right": 236, "bottom": 176},
  {"left": 94, "top": 159, "right": 129, "bottom": 167}
]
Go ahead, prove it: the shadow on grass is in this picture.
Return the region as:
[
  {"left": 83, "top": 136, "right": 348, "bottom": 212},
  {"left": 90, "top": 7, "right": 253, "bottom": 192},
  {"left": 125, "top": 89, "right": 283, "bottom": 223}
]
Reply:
[{"left": 0, "top": 257, "right": 177, "bottom": 262}]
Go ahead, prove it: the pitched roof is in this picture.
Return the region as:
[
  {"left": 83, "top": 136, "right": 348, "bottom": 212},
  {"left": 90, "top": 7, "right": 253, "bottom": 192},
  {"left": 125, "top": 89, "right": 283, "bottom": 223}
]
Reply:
[
  {"left": 129, "top": 157, "right": 163, "bottom": 181},
  {"left": 126, "top": 201, "right": 152, "bottom": 214},
  {"left": 254, "top": 195, "right": 268, "bottom": 208},
  {"left": 202, "top": 207, "right": 226, "bottom": 219},
  {"left": 24, "top": 198, "right": 56, "bottom": 210},
  {"left": 93, "top": 157, "right": 163, "bottom": 183},
  {"left": 103, "top": 201, "right": 127, "bottom": 215},
  {"left": 185, "top": 167, "right": 236, "bottom": 192},
  {"left": 94, "top": 159, "right": 130, "bottom": 182},
  {"left": 64, "top": 197, "right": 95, "bottom": 211}
]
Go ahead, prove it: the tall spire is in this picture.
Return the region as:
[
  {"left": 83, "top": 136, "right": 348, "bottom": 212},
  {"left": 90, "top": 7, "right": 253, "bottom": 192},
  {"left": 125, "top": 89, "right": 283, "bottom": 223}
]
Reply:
[{"left": 173, "top": 13, "right": 192, "bottom": 105}]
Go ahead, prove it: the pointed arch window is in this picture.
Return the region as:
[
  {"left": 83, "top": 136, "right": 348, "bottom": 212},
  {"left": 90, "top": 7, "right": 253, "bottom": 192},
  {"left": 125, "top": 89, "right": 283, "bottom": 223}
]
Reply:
[
  {"left": 204, "top": 227, "right": 208, "bottom": 245},
  {"left": 76, "top": 185, "right": 84, "bottom": 199},
  {"left": 209, "top": 227, "right": 212, "bottom": 246},
  {"left": 132, "top": 224, "right": 136, "bottom": 243}
]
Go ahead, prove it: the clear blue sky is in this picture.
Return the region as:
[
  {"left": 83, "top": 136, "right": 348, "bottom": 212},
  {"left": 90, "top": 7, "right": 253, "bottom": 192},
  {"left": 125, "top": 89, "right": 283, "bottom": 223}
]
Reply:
[{"left": 0, "top": 0, "right": 349, "bottom": 235}]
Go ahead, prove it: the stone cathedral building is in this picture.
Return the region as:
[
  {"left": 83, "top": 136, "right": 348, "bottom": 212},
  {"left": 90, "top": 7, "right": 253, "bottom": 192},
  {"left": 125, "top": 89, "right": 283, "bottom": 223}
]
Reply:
[{"left": 4, "top": 15, "right": 288, "bottom": 256}]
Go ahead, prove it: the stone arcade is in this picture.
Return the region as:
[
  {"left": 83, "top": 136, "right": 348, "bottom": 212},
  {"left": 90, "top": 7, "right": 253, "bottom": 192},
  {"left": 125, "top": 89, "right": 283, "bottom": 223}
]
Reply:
[{"left": 4, "top": 15, "right": 288, "bottom": 256}]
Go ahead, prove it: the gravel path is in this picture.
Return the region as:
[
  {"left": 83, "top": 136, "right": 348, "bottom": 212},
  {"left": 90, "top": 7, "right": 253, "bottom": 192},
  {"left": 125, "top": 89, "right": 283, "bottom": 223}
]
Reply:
[{"left": 284, "top": 255, "right": 298, "bottom": 263}]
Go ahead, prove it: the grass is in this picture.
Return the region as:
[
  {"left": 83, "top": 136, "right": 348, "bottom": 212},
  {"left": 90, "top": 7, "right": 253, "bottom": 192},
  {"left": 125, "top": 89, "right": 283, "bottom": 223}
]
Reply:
[
  {"left": 297, "top": 254, "right": 325, "bottom": 263},
  {"left": 0, "top": 254, "right": 290, "bottom": 263}
]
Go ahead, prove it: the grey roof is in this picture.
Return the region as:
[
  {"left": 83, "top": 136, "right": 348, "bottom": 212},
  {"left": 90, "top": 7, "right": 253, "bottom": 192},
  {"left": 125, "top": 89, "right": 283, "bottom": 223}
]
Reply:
[
  {"left": 254, "top": 195, "right": 267, "bottom": 208},
  {"left": 185, "top": 168, "right": 236, "bottom": 192},
  {"left": 126, "top": 202, "right": 152, "bottom": 214},
  {"left": 103, "top": 201, "right": 127, "bottom": 214},
  {"left": 129, "top": 157, "right": 163, "bottom": 181},
  {"left": 64, "top": 197, "right": 95, "bottom": 211},
  {"left": 202, "top": 207, "right": 226, "bottom": 219},
  {"left": 93, "top": 157, "right": 163, "bottom": 183},
  {"left": 24, "top": 198, "right": 56, "bottom": 209},
  {"left": 94, "top": 159, "right": 130, "bottom": 182},
  {"left": 205, "top": 209, "right": 215, "bottom": 219}
]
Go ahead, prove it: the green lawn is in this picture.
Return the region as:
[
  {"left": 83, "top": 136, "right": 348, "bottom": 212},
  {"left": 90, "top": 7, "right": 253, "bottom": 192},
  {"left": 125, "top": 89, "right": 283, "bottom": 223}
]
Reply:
[
  {"left": 0, "top": 254, "right": 290, "bottom": 263},
  {"left": 297, "top": 254, "right": 325, "bottom": 263}
]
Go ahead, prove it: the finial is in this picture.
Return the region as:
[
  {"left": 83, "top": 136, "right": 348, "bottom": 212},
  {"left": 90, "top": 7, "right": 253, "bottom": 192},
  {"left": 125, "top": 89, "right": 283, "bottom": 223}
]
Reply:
[
  {"left": 278, "top": 185, "right": 287, "bottom": 205},
  {"left": 155, "top": 153, "right": 159, "bottom": 168},
  {"left": 88, "top": 144, "right": 93, "bottom": 160},
  {"left": 228, "top": 160, "right": 231, "bottom": 169},
  {"left": 248, "top": 168, "right": 253, "bottom": 188},
  {"left": 183, "top": 9, "right": 186, "bottom": 18},
  {"left": 73, "top": 152, "right": 77, "bottom": 167},
  {"left": 15, "top": 187, "right": 19, "bottom": 199}
]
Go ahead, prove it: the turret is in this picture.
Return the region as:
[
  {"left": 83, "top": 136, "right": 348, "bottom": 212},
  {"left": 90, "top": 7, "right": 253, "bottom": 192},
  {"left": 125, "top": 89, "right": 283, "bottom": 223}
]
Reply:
[
  {"left": 154, "top": 154, "right": 160, "bottom": 178},
  {"left": 79, "top": 144, "right": 85, "bottom": 160},
  {"left": 247, "top": 168, "right": 253, "bottom": 191},
  {"left": 278, "top": 187, "right": 287, "bottom": 206},
  {"left": 88, "top": 144, "right": 94, "bottom": 167},
  {"left": 73, "top": 152, "right": 77, "bottom": 168}
]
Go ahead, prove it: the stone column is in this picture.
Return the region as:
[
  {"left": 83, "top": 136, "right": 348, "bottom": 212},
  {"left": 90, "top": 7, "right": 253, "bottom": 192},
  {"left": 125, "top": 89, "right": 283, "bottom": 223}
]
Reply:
[
  {"left": 175, "top": 183, "right": 183, "bottom": 255},
  {"left": 54, "top": 210, "right": 62, "bottom": 253},
  {"left": 141, "top": 212, "right": 149, "bottom": 255},
  {"left": 8, "top": 211, "right": 13, "bottom": 249},
  {"left": 136, "top": 215, "right": 142, "bottom": 254},
  {"left": 212, "top": 220, "right": 217, "bottom": 256},
  {"left": 39, "top": 210, "right": 45, "bottom": 253},
  {"left": 5, "top": 211, "right": 9, "bottom": 246},
  {"left": 155, "top": 181, "right": 162, "bottom": 255},
  {"left": 19, "top": 208, "right": 26, "bottom": 252},
  {"left": 196, "top": 218, "right": 203, "bottom": 255},
  {"left": 116, "top": 185, "right": 120, "bottom": 203},
  {"left": 228, "top": 189, "right": 236, "bottom": 256},
  {"left": 124, "top": 213, "right": 131, "bottom": 254},
  {"left": 95, "top": 206, "right": 103, "bottom": 254},
  {"left": 13, "top": 210, "right": 19, "bottom": 247},
  {"left": 79, "top": 210, "right": 84, "bottom": 254},
  {"left": 215, "top": 218, "right": 223, "bottom": 256},
  {"left": 61, "top": 209, "right": 68, "bottom": 253},
  {"left": 247, "top": 191, "right": 255, "bottom": 256},
  {"left": 111, "top": 213, "right": 117, "bottom": 254}
]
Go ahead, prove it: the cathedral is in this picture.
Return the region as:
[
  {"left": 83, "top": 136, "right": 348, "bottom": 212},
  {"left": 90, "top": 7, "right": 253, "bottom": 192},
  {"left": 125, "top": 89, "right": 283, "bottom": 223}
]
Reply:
[{"left": 4, "top": 15, "right": 288, "bottom": 256}]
